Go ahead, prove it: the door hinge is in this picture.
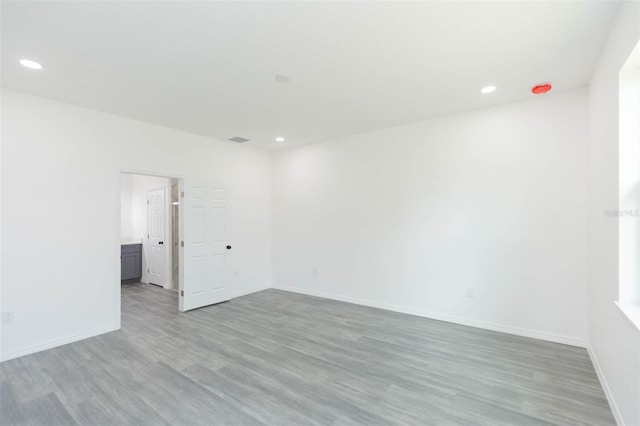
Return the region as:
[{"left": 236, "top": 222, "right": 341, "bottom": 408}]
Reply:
[
  {"left": 147, "top": 200, "right": 149, "bottom": 205},
  {"left": 180, "top": 290, "right": 184, "bottom": 296},
  {"left": 181, "top": 191, "right": 184, "bottom": 198},
  {"left": 181, "top": 241, "right": 184, "bottom": 247},
  {"left": 147, "top": 268, "right": 149, "bottom": 273},
  {"left": 147, "top": 234, "right": 149, "bottom": 239}
]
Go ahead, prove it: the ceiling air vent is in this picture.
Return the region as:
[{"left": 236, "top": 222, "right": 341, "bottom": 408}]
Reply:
[{"left": 229, "top": 136, "right": 250, "bottom": 143}]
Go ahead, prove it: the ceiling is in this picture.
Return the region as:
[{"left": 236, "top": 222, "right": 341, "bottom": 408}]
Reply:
[{"left": 1, "top": 1, "right": 619, "bottom": 150}]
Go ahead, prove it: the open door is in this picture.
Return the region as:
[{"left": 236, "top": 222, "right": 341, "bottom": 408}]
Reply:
[{"left": 179, "top": 180, "right": 231, "bottom": 312}]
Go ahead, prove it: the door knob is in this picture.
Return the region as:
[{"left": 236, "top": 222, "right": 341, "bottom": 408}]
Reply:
[{"left": 226, "top": 245, "right": 232, "bottom": 250}]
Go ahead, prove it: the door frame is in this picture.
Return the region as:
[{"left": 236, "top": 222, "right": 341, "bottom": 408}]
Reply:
[{"left": 115, "top": 168, "right": 184, "bottom": 330}]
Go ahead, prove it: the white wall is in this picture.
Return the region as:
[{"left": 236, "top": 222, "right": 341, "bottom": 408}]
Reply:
[
  {"left": 587, "top": 2, "right": 640, "bottom": 425},
  {"left": 120, "top": 173, "right": 133, "bottom": 238},
  {"left": 0, "top": 89, "right": 272, "bottom": 361},
  {"left": 272, "top": 89, "right": 589, "bottom": 346}
]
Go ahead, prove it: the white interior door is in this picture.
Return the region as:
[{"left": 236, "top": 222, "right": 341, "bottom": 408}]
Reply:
[
  {"left": 180, "top": 181, "right": 230, "bottom": 312},
  {"left": 148, "top": 188, "right": 165, "bottom": 286}
]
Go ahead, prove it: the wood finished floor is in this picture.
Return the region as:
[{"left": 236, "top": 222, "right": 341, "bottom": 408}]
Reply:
[{"left": 1, "top": 283, "right": 614, "bottom": 426}]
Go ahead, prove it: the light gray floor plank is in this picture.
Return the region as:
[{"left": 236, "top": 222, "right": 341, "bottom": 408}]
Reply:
[{"left": 0, "top": 283, "right": 615, "bottom": 425}]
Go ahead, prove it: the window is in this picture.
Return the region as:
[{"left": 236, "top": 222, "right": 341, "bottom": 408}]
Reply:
[{"left": 618, "top": 37, "right": 640, "bottom": 329}]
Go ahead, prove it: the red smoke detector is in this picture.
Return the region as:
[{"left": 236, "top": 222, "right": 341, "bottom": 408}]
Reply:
[{"left": 531, "top": 84, "right": 552, "bottom": 95}]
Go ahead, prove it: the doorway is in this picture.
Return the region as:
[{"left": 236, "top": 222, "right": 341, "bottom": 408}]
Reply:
[
  {"left": 116, "top": 171, "right": 232, "bottom": 328},
  {"left": 119, "top": 172, "right": 181, "bottom": 308}
]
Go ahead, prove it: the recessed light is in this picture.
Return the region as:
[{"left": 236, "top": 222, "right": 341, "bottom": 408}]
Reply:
[
  {"left": 481, "top": 85, "right": 496, "bottom": 94},
  {"left": 19, "top": 59, "right": 43, "bottom": 70},
  {"left": 275, "top": 137, "right": 285, "bottom": 142}
]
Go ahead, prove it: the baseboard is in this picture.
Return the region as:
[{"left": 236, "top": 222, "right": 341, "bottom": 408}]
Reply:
[
  {"left": 272, "top": 285, "right": 586, "bottom": 348},
  {"left": 0, "top": 323, "right": 119, "bottom": 362},
  {"left": 231, "top": 284, "right": 271, "bottom": 299},
  {"left": 587, "top": 343, "right": 624, "bottom": 426}
]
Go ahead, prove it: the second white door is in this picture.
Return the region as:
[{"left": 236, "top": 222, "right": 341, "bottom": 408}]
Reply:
[
  {"left": 148, "top": 188, "right": 165, "bottom": 286},
  {"left": 180, "top": 181, "right": 231, "bottom": 312}
]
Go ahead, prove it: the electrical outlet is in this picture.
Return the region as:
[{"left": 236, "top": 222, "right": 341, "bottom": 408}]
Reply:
[
  {"left": 2, "top": 311, "right": 15, "bottom": 324},
  {"left": 466, "top": 288, "right": 475, "bottom": 299},
  {"left": 235, "top": 270, "right": 240, "bottom": 278},
  {"left": 313, "top": 269, "right": 318, "bottom": 278}
]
